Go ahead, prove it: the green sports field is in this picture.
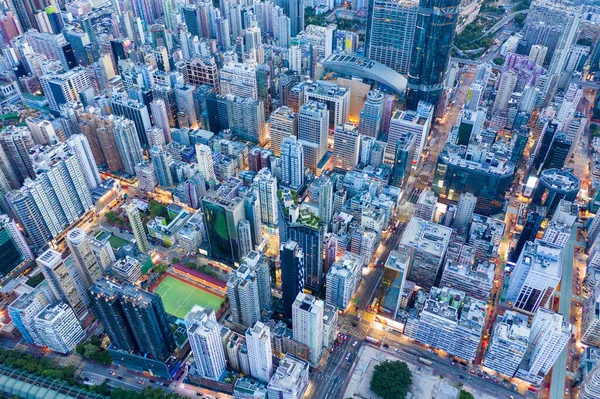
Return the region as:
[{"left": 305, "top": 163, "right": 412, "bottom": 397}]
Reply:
[{"left": 153, "top": 276, "right": 224, "bottom": 319}]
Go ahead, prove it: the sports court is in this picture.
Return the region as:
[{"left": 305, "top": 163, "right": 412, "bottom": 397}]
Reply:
[{"left": 153, "top": 275, "right": 224, "bottom": 319}]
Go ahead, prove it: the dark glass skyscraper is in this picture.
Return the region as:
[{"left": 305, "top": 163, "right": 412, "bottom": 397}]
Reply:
[
  {"left": 406, "top": 0, "right": 460, "bottom": 109},
  {"left": 280, "top": 240, "right": 304, "bottom": 318}
]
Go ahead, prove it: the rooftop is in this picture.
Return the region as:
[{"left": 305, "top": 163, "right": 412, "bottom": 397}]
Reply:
[{"left": 400, "top": 217, "right": 452, "bottom": 256}]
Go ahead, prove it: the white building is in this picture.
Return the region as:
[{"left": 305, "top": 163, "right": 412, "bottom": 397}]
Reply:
[
  {"left": 582, "top": 290, "right": 600, "bottom": 347},
  {"left": 65, "top": 227, "right": 103, "bottom": 287},
  {"left": 7, "top": 290, "right": 51, "bottom": 345},
  {"left": 245, "top": 321, "right": 273, "bottom": 383},
  {"left": 414, "top": 189, "right": 437, "bottom": 222},
  {"left": 280, "top": 135, "right": 304, "bottom": 190},
  {"left": 387, "top": 101, "right": 432, "bottom": 164},
  {"left": 266, "top": 354, "right": 309, "bottom": 399},
  {"left": 492, "top": 69, "right": 518, "bottom": 114},
  {"left": 453, "top": 192, "right": 477, "bottom": 235},
  {"left": 113, "top": 117, "right": 144, "bottom": 176},
  {"left": 112, "top": 256, "right": 142, "bottom": 284},
  {"left": 580, "top": 362, "right": 600, "bottom": 399},
  {"left": 150, "top": 99, "right": 171, "bottom": 143},
  {"left": 298, "top": 101, "right": 329, "bottom": 173},
  {"left": 333, "top": 123, "right": 360, "bottom": 171},
  {"left": 357, "top": 90, "right": 384, "bottom": 138},
  {"left": 125, "top": 203, "right": 150, "bottom": 254},
  {"left": 220, "top": 62, "right": 258, "bottom": 99},
  {"left": 483, "top": 311, "right": 530, "bottom": 377},
  {"left": 506, "top": 239, "right": 563, "bottom": 313},
  {"left": 34, "top": 302, "right": 84, "bottom": 354},
  {"left": 326, "top": 252, "right": 362, "bottom": 310},
  {"left": 303, "top": 80, "right": 350, "bottom": 130},
  {"left": 39, "top": 68, "right": 92, "bottom": 111},
  {"left": 516, "top": 308, "right": 571, "bottom": 385},
  {"left": 195, "top": 143, "right": 217, "bottom": 188},
  {"left": 66, "top": 134, "right": 101, "bottom": 190},
  {"left": 270, "top": 106, "right": 298, "bottom": 156},
  {"left": 256, "top": 168, "right": 278, "bottom": 226},
  {"left": 135, "top": 161, "right": 157, "bottom": 192},
  {"left": 292, "top": 293, "right": 324, "bottom": 366},
  {"left": 185, "top": 305, "right": 226, "bottom": 380}
]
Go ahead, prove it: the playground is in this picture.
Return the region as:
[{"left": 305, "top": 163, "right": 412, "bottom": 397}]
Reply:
[{"left": 152, "top": 275, "right": 225, "bottom": 319}]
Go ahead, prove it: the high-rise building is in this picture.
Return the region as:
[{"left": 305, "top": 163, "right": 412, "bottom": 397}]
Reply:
[
  {"left": 303, "top": 80, "right": 350, "bottom": 130},
  {"left": 365, "top": 0, "right": 417, "bottom": 75},
  {"left": 220, "top": 62, "right": 258, "bottom": 99},
  {"left": 266, "top": 354, "right": 309, "bottom": 399},
  {"left": 492, "top": 70, "right": 518, "bottom": 114},
  {"left": 284, "top": 0, "right": 305, "bottom": 37},
  {"left": 483, "top": 311, "right": 530, "bottom": 377},
  {"left": 506, "top": 239, "right": 563, "bottom": 313},
  {"left": 280, "top": 135, "right": 305, "bottom": 190},
  {"left": 280, "top": 240, "right": 305, "bottom": 318},
  {"left": 298, "top": 101, "right": 329, "bottom": 172},
  {"left": 391, "top": 132, "right": 417, "bottom": 188},
  {"left": 357, "top": 90, "right": 385, "bottom": 138},
  {"left": 292, "top": 293, "right": 324, "bottom": 366},
  {"left": 387, "top": 102, "right": 433, "bottom": 163},
  {"left": 175, "top": 84, "right": 198, "bottom": 128},
  {"left": 315, "top": 174, "right": 334, "bottom": 230},
  {"left": 378, "top": 248, "right": 409, "bottom": 319},
  {"left": 150, "top": 146, "right": 174, "bottom": 188},
  {"left": 270, "top": 107, "right": 298, "bottom": 156},
  {"left": 110, "top": 97, "right": 152, "bottom": 148},
  {"left": 245, "top": 321, "right": 273, "bottom": 383},
  {"left": 8, "top": 289, "right": 52, "bottom": 345},
  {"left": 400, "top": 218, "right": 452, "bottom": 289},
  {"left": 580, "top": 361, "right": 600, "bottom": 399},
  {"left": 532, "top": 169, "right": 580, "bottom": 219},
  {"left": 113, "top": 117, "right": 144, "bottom": 175},
  {"left": 333, "top": 123, "right": 360, "bottom": 171},
  {"left": 34, "top": 302, "right": 84, "bottom": 354},
  {"left": 150, "top": 100, "right": 171, "bottom": 144},
  {"left": 202, "top": 194, "right": 246, "bottom": 263},
  {"left": 125, "top": 203, "right": 150, "bottom": 254},
  {"left": 582, "top": 290, "right": 600, "bottom": 347},
  {"left": 326, "top": 252, "right": 362, "bottom": 310},
  {"left": 453, "top": 192, "right": 477, "bottom": 236},
  {"left": 65, "top": 228, "right": 103, "bottom": 288},
  {"left": 40, "top": 68, "right": 92, "bottom": 112},
  {"left": 195, "top": 143, "right": 217, "bottom": 188},
  {"left": 405, "top": 0, "right": 460, "bottom": 109},
  {"left": 37, "top": 249, "right": 87, "bottom": 319},
  {"left": 515, "top": 308, "right": 570, "bottom": 385},
  {"left": 135, "top": 161, "right": 158, "bottom": 192},
  {"left": 66, "top": 134, "right": 102, "bottom": 190},
  {"left": 511, "top": 208, "right": 546, "bottom": 262},
  {"left": 227, "top": 259, "right": 266, "bottom": 327},
  {"left": 185, "top": 305, "right": 226, "bottom": 380},
  {"left": 455, "top": 108, "right": 485, "bottom": 146},
  {"left": 0, "top": 214, "right": 33, "bottom": 263},
  {"left": 238, "top": 220, "right": 253, "bottom": 258},
  {"left": 256, "top": 168, "right": 278, "bottom": 226},
  {"left": 0, "top": 126, "right": 36, "bottom": 187}
]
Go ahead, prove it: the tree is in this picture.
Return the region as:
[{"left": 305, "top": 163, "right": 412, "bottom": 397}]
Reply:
[
  {"left": 459, "top": 390, "right": 475, "bottom": 399},
  {"left": 370, "top": 361, "right": 413, "bottom": 399}
]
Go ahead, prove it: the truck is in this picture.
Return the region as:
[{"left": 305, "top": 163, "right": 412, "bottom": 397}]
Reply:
[
  {"left": 365, "top": 336, "right": 381, "bottom": 346},
  {"left": 418, "top": 357, "right": 433, "bottom": 366}
]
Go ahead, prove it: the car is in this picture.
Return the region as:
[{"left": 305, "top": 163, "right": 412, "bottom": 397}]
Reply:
[
  {"left": 383, "top": 343, "right": 389, "bottom": 348},
  {"left": 352, "top": 341, "right": 358, "bottom": 347},
  {"left": 138, "top": 380, "right": 145, "bottom": 385},
  {"left": 109, "top": 371, "right": 116, "bottom": 376},
  {"left": 117, "top": 376, "right": 123, "bottom": 380},
  {"left": 196, "top": 392, "right": 203, "bottom": 397}
]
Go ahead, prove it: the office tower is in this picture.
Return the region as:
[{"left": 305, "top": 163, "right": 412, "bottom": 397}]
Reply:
[
  {"left": 532, "top": 121, "right": 558, "bottom": 173},
  {"left": 256, "top": 65, "right": 271, "bottom": 117},
  {"left": 227, "top": 263, "right": 262, "bottom": 327},
  {"left": 532, "top": 169, "right": 579, "bottom": 218},
  {"left": 506, "top": 240, "right": 563, "bottom": 313},
  {"left": 23, "top": 31, "right": 77, "bottom": 71},
  {"left": 226, "top": 95, "right": 267, "bottom": 144},
  {"left": 378, "top": 248, "right": 409, "bottom": 319},
  {"left": 39, "top": 68, "right": 91, "bottom": 112},
  {"left": 298, "top": 101, "right": 329, "bottom": 172},
  {"left": 8, "top": 290, "right": 51, "bottom": 345},
  {"left": 146, "top": 127, "right": 165, "bottom": 148},
  {"left": 78, "top": 111, "right": 124, "bottom": 173},
  {"left": 238, "top": 220, "right": 253, "bottom": 258},
  {"left": 34, "top": 302, "right": 84, "bottom": 354},
  {"left": 511, "top": 209, "right": 546, "bottom": 262},
  {"left": 516, "top": 308, "right": 570, "bottom": 385},
  {"left": 202, "top": 194, "right": 246, "bottom": 263},
  {"left": 150, "top": 100, "right": 171, "bottom": 144},
  {"left": 244, "top": 188, "right": 263, "bottom": 248},
  {"left": 6, "top": 188, "right": 53, "bottom": 252},
  {"left": 245, "top": 321, "right": 273, "bottom": 383},
  {"left": 455, "top": 109, "right": 485, "bottom": 146},
  {"left": 266, "top": 354, "right": 309, "bottom": 399},
  {"left": 292, "top": 293, "right": 324, "bottom": 366},
  {"left": 541, "top": 134, "right": 572, "bottom": 172},
  {"left": 0, "top": 126, "right": 36, "bottom": 187},
  {"left": 26, "top": 118, "right": 58, "bottom": 145},
  {"left": 136, "top": 163, "right": 156, "bottom": 194},
  {"left": 405, "top": 0, "right": 460, "bottom": 109},
  {"left": 175, "top": 84, "right": 198, "bottom": 128},
  {"left": 150, "top": 146, "right": 174, "bottom": 188},
  {"left": 365, "top": 0, "right": 417, "bottom": 75},
  {"left": 185, "top": 305, "right": 226, "bottom": 380},
  {"left": 110, "top": 97, "right": 152, "bottom": 147},
  {"left": 195, "top": 143, "right": 217, "bottom": 188},
  {"left": 391, "top": 133, "right": 416, "bottom": 188},
  {"left": 387, "top": 102, "right": 433, "bottom": 163},
  {"left": 113, "top": 117, "right": 144, "bottom": 175},
  {"left": 400, "top": 218, "right": 452, "bottom": 289},
  {"left": 316, "top": 174, "right": 334, "bottom": 230},
  {"left": 256, "top": 168, "right": 278, "bottom": 226},
  {"left": 270, "top": 107, "right": 298, "bottom": 156},
  {"left": 284, "top": 0, "right": 304, "bottom": 36},
  {"left": 326, "top": 252, "right": 362, "bottom": 310},
  {"left": 492, "top": 70, "right": 518, "bottom": 114},
  {"left": 66, "top": 134, "right": 102, "bottom": 190},
  {"left": 66, "top": 228, "right": 103, "bottom": 288},
  {"left": 91, "top": 278, "right": 176, "bottom": 360},
  {"left": 280, "top": 240, "right": 305, "bottom": 318},
  {"left": 580, "top": 361, "right": 600, "bottom": 399},
  {"left": 37, "top": 250, "right": 87, "bottom": 319},
  {"left": 529, "top": 45, "right": 547, "bottom": 66},
  {"left": 220, "top": 62, "right": 258, "bottom": 99},
  {"left": 453, "top": 192, "right": 476, "bottom": 236},
  {"left": 483, "top": 311, "right": 530, "bottom": 377},
  {"left": 414, "top": 189, "right": 437, "bottom": 222},
  {"left": 278, "top": 15, "right": 291, "bottom": 47},
  {"left": 280, "top": 136, "right": 304, "bottom": 190},
  {"left": 333, "top": 124, "right": 360, "bottom": 171},
  {"left": 0, "top": 214, "right": 33, "bottom": 264},
  {"left": 303, "top": 81, "right": 350, "bottom": 130},
  {"left": 358, "top": 90, "right": 385, "bottom": 138},
  {"left": 125, "top": 203, "right": 150, "bottom": 254},
  {"left": 582, "top": 291, "right": 600, "bottom": 347},
  {"left": 405, "top": 287, "right": 486, "bottom": 362}
]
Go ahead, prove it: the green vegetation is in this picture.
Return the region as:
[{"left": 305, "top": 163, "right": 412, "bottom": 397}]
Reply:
[
  {"left": 75, "top": 336, "right": 112, "bottom": 365},
  {"left": 153, "top": 263, "right": 169, "bottom": 274},
  {"left": 459, "top": 390, "right": 476, "bottom": 399},
  {"left": 25, "top": 273, "right": 45, "bottom": 287},
  {"left": 455, "top": 15, "right": 495, "bottom": 51},
  {"left": 105, "top": 211, "right": 128, "bottom": 228},
  {"left": 577, "top": 38, "right": 593, "bottom": 47},
  {"left": 370, "top": 361, "right": 413, "bottom": 399},
  {"left": 108, "top": 234, "right": 129, "bottom": 249},
  {"left": 493, "top": 57, "right": 504, "bottom": 65},
  {"left": 514, "top": 12, "right": 526, "bottom": 27},
  {"left": 513, "top": 0, "right": 531, "bottom": 12},
  {"left": 305, "top": 7, "right": 327, "bottom": 26},
  {"left": 0, "top": 348, "right": 79, "bottom": 385},
  {"left": 149, "top": 200, "right": 172, "bottom": 223},
  {"left": 591, "top": 123, "right": 600, "bottom": 138}
]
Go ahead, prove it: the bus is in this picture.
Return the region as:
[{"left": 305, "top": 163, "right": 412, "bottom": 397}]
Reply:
[
  {"left": 365, "top": 336, "right": 381, "bottom": 346},
  {"left": 418, "top": 357, "right": 433, "bottom": 366}
]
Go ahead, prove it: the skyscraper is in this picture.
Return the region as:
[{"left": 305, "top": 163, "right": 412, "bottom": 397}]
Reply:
[
  {"left": 150, "top": 146, "right": 174, "bottom": 187},
  {"left": 358, "top": 90, "right": 385, "bottom": 138},
  {"left": 387, "top": 102, "right": 433, "bottom": 164},
  {"left": 453, "top": 192, "right": 477, "bottom": 236},
  {"left": 195, "top": 143, "right": 217, "bottom": 188},
  {"left": 326, "top": 252, "right": 362, "bottom": 310},
  {"left": 227, "top": 262, "right": 263, "bottom": 327},
  {"left": 365, "top": 0, "right": 417, "bottom": 75},
  {"left": 185, "top": 305, "right": 226, "bottom": 380},
  {"left": 292, "top": 293, "right": 324, "bottom": 366},
  {"left": 65, "top": 228, "right": 103, "bottom": 288},
  {"left": 113, "top": 117, "right": 144, "bottom": 175},
  {"left": 125, "top": 203, "right": 150, "bottom": 254},
  {"left": 110, "top": 97, "right": 152, "bottom": 147},
  {"left": 298, "top": 101, "right": 329, "bottom": 173},
  {"left": 202, "top": 194, "right": 246, "bottom": 263},
  {"left": 245, "top": 321, "right": 273, "bottom": 383},
  {"left": 406, "top": 0, "right": 460, "bottom": 109},
  {"left": 280, "top": 136, "right": 305, "bottom": 190},
  {"left": 256, "top": 168, "right": 278, "bottom": 226},
  {"left": 34, "top": 302, "right": 85, "bottom": 354},
  {"left": 280, "top": 240, "right": 304, "bottom": 318},
  {"left": 66, "top": 134, "right": 102, "bottom": 190},
  {"left": 284, "top": 0, "right": 304, "bottom": 37},
  {"left": 270, "top": 107, "right": 298, "bottom": 156}
]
